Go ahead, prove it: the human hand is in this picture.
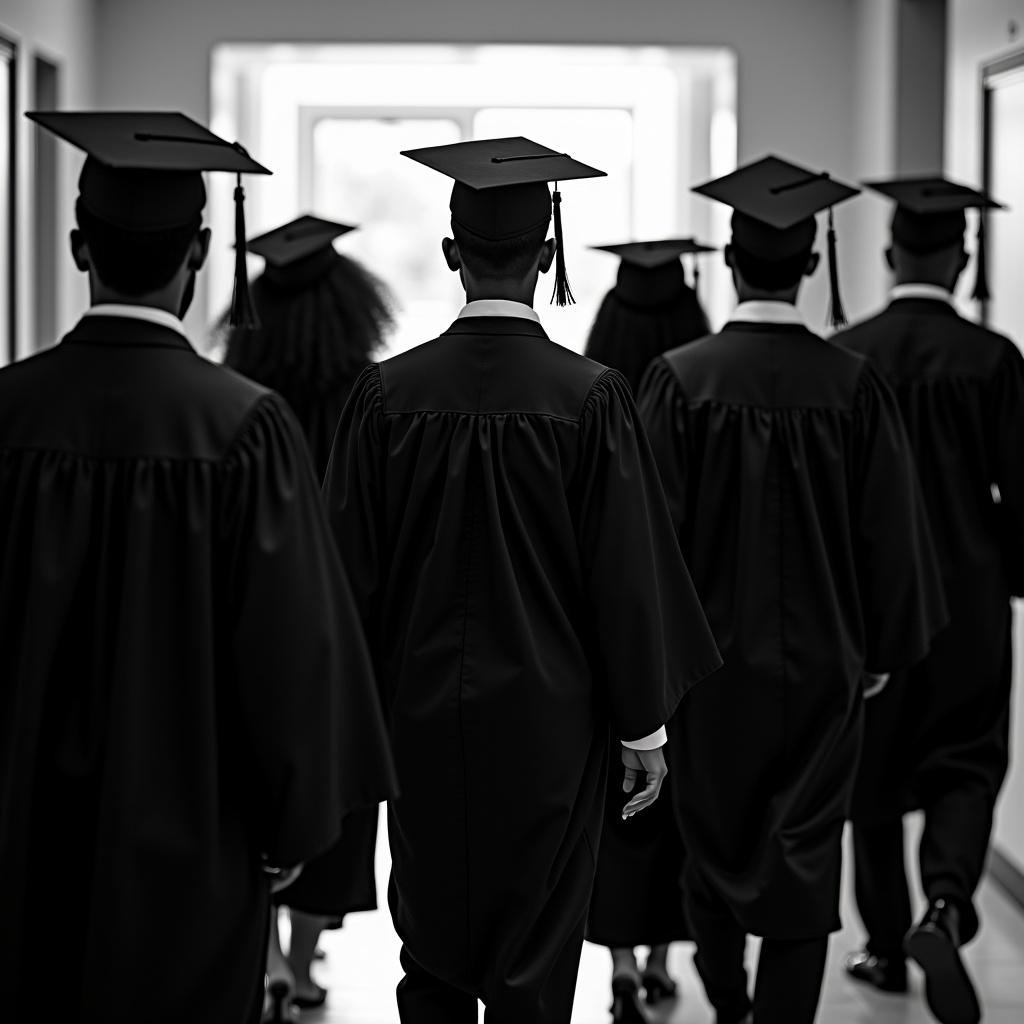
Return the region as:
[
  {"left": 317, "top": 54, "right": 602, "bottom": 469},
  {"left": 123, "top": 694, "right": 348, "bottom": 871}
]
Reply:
[
  {"left": 263, "top": 862, "right": 304, "bottom": 894},
  {"left": 620, "top": 744, "right": 668, "bottom": 819}
]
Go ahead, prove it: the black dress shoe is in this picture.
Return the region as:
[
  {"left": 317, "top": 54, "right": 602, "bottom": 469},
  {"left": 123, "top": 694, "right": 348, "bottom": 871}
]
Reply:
[
  {"left": 291, "top": 982, "right": 327, "bottom": 1010},
  {"left": 904, "top": 899, "right": 981, "bottom": 1024},
  {"left": 844, "top": 949, "right": 907, "bottom": 993},
  {"left": 262, "top": 979, "right": 296, "bottom": 1024},
  {"left": 610, "top": 976, "right": 645, "bottom": 1024}
]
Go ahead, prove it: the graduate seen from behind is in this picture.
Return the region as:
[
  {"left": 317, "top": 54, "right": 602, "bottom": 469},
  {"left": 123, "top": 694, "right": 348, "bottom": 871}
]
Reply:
[
  {"left": 0, "top": 112, "right": 396, "bottom": 1024},
  {"left": 584, "top": 238, "right": 713, "bottom": 394},
  {"left": 322, "top": 136, "right": 722, "bottom": 1024},
  {"left": 221, "top": 214, "right": 393, "bottom": 480},
  {"left": 637, "top": 156, "right": 948, "bottom": 1024},
  {"left": 582, "top": 237, "right": 714, "bottom": 1023},
  {"left": 835, "top": 178, "right": 1024, "bottom": 1024},
  {"left": 219, "top": 214, "right": 394, "bottom": 1022}
]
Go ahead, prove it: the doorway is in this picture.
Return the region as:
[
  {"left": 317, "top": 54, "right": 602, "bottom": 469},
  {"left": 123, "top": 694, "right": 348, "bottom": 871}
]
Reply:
[{"left": 209, "top": 43, "right": 736, "bottom": 358}]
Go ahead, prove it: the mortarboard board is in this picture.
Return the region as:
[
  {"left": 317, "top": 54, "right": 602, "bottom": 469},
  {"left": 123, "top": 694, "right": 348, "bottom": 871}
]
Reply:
[
  {"left": 863, "top": 176, "right": 1005, "bottom": 302},
  {"left": 693, "top": 156, "right": 861, "bottom": 327},
  {"left": 246, "top": 214, "right": 357, "bottom": 267},
  {"left": 401, "top": 137, "right": 606, "bottom": 306},
  {"left": 26, "top": 110, "right": 271, "bottom": 328},
  {"left": 591, "top": 238, "right": 716, "bottom": 268},
  {"left": 246, "top": 214, "right": 356, "bottom": 290},
  {"left": 592, "top": 238, "right": 716, "bottom": 307}
]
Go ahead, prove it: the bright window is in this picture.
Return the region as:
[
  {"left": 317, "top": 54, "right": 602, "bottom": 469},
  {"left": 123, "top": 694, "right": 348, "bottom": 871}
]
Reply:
[{"left": 210, "top": 44, "right": 736, "bottom": 357}]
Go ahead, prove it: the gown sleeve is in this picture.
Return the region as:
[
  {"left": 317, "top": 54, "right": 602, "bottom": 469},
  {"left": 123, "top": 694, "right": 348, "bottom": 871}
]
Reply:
[
  {"left": 221, "top": 393, "right": 396, "bottom": 868},
  {"left": 322, "top": 364, "right": 385, "bottom": 645},
  {"left": 636, "top": 356, "right": 691, "bottom": 533},
  {"left": 989, "top": 342, "right": 1024, "bottom": 596},
  {"left": 575, "top": 369, "right": 721, "bottom": 744},
  {"left": 852, "top": 364, "right": 949, "bottom": 673}
]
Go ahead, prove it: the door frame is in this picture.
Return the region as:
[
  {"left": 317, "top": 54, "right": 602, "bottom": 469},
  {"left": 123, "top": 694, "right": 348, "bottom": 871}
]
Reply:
[{"left": 980, "top": 48, "right": 1024, "bottom": 328}]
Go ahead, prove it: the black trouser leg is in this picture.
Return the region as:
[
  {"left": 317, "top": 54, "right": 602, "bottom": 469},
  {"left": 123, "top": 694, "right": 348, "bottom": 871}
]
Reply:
[
  {"left": 852, "top": 818, "right": 912, "bottom": 960},
  {"left": 396, "top": 946, "right": 477, "bottom": 1024},
  {"left": 752, "top": 935, "right": 829, "bottom": 1024},
  {"left": 919, "top": 783, "right": 995, "bottom": 944},
  {"left": 685, "top": 869, "right": 752, "bottom": 1023},
  {"left": 484, "top": 911, "right": 587, "bottom": 1024}
]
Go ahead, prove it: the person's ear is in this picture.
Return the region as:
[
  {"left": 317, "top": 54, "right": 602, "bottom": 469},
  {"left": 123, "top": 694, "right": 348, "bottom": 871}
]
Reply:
[
  {"left": 187, "top": 227, "right": 211, "bottom": 271},
  {"left": 723, "top": 244, "right": 742, "bottom": 293},
  {"left": 884, "top": 246, "right": 895, "bottom": 272},
  {"left": 537, "top": 238, "right": 556, "bottom": 275},
  {"left": 70, "top": 229, "right": 90, "bottom": 273},
  {"left": 957, "top": 247, "right": 970, "bottom": 278},
  {"left": 442, "top": 236, "right": 461, "bottom": 273},
  {"left": 804, "top": 251, "right": 821, "bottom": 277}
]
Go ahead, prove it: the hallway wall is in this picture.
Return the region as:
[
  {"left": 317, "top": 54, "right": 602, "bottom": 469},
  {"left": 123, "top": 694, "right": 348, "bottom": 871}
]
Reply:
[
  {"left": 946, "top": 0, "right": 1024, "bottom": 885},
  {"left": 0, "top": 0, "right": 97, "bottom": 354}
]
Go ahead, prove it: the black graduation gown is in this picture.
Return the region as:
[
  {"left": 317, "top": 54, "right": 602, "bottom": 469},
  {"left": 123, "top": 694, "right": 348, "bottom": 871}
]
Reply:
[
  {"left": 261, "top": 365, "right": 382, "bottom": 925},
  {"left": 638, "top": 319, "right": 946, "bottom": 939},
  {"left": 836, "top": 297, "right": 1024, "bottom": 824},
  {"left": 586, "top": 310, "right": 705, "bottom": 950},
  {"left": 322, "top": 314, "right": 721, "bottom": 1009},
  {"left": 586, "top": 746, "right": 689, "bottom": 947},
  {"left": 0, "top": 315, "right": 396, "bottom": 1024},
  {"left": 278, "top": 373, "right": 362, "bottom": 483}
]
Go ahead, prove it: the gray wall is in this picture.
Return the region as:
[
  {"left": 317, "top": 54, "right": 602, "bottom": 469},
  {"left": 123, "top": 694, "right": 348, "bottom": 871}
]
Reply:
[
  {"left": 0, "top": 0, "right": 97, "bottom": 353},
  {"left": 947, "top": 0, "right": 1024, "bottom": 881}
]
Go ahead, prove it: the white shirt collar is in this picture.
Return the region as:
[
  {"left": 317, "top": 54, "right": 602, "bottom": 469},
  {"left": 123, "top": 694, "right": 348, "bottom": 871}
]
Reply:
[
  {"left": 457, "top": 299, "right": 540, "bottom": 323},
  {"left": 889, "top": 283, "right": 954, "bottom": 305},
  {"left": 729, "top": 300, "right": 806, "bottom": 327},
  {"left": 83, "top": 303, "right": 188, "bottom": 338}
]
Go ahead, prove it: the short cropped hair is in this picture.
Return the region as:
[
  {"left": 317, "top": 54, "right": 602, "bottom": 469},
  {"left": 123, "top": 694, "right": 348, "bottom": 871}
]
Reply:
[
  {"left": 732, "top": 244, "right": 811, "bottom": 292},
  {"left": 76, "top": 201, "right": 200, "bottom": 296},
  {"left": 451, "top": 220, "right": 549, "bottom": 280}
]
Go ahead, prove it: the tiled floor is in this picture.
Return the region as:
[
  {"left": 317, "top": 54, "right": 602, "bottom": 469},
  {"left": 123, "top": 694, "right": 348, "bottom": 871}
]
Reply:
[{"left": 290, "top": 811, "right": 1024, "bottom": 1023}]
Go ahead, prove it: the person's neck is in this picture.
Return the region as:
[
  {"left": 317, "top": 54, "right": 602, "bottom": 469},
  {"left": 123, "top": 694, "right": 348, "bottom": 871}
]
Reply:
[
  {"left": 893, "top": 274, "right": 953, "bottom": 290},
  {"left": 463, "top": 279, "right": 537, "bottom": 307},
  {"left": 90, "top": 285, "right": 183, "bottom": 317},
  {"left": 735, "top": 288, "right": 799, "bottom": 306}
]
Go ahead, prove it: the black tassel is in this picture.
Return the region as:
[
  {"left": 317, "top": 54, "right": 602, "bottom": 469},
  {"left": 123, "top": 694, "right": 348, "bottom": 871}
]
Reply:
[
  {"left": 971, "top": 212, "right": 990, "bottom": 303},
  {"left": 550, "top": 186, "right": 575, "bottom": 307},
  {"left": 230, "top": 172, "right": 259, "bottom": 329},
  {"left": 826, "top": 207, "right": 847, "bottom": 330},
  {"left": 692, "top": 258, "right": 701, "bottom": 298}
]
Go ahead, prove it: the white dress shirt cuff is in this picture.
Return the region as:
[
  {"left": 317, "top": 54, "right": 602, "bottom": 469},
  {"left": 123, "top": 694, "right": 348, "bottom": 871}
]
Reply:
[{"left": 621, "top": 726, "right": 668, "bottom": 750}]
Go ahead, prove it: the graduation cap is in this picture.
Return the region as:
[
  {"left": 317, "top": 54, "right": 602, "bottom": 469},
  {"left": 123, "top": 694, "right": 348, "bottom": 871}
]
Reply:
[
  {"left": 592, "top": 238, "right": 716, "bottom": 307},
  {"left": 863, "top": 176, "right": 1005, "bottom": 302},
  {"left": 245, "top": 214, "right": 357, "bottom": 289},
  {"left": 26, "top": 110, "right": 271, "bottom": 328},
  {"left": 693, "top": 156, "right": 861, "bottom": 328},
  {"left": 401, "top": 136, "right": 606, "bottom": 306}
]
